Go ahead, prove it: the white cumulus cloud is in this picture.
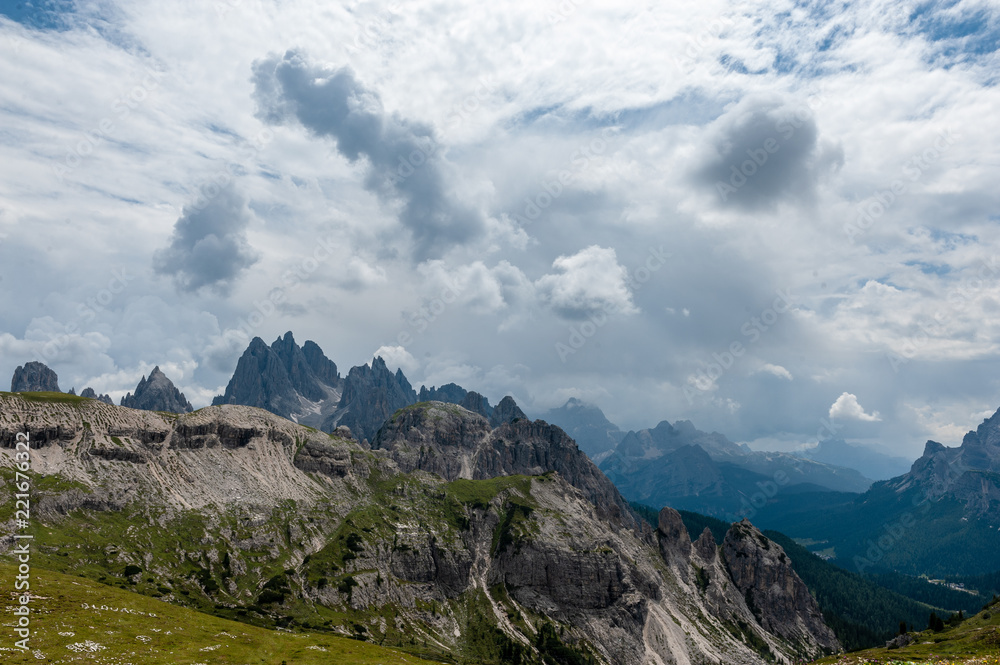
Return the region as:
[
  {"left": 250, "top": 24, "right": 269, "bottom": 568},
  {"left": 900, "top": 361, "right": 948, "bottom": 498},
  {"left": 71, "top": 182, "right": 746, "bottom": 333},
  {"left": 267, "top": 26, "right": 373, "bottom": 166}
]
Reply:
[
  {"left": 829, "top": 392, "right": 881, "bottom": 422},
  {"left": 535, "top": 246, "right": 639, "bottom": 320}
]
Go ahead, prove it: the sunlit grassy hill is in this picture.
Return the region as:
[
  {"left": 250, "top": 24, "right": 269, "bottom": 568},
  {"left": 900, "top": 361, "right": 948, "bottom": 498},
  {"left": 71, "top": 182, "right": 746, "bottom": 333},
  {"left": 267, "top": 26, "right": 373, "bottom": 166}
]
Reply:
[{"left": 0, "top": 563, "right": 443, "bottom": 665}]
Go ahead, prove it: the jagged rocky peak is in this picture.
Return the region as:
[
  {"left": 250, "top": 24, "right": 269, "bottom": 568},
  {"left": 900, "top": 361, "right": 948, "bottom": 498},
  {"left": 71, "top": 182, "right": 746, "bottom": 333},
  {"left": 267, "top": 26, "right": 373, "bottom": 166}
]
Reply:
[
  {"left": 489, "top": 394, "right": 527, "bottom": 427},
  {"left": 120, "top": 367, "right": 194, "bottom": 413},
  {"left": 80, "top": 387, "right": 113, "bottom": 404},
  {"left": 416, "top": 382, "right": 493, "bottom": 418},
  {"left": 213, "top": 332, "right": 342, "bottom": 420},
  {"left": 329, "top": 356, "right": 417, "bottom": 442},
  {"left": 722, "top": 519, "right": 840, "bottom": 653},
  {"left": 923, "top": 439, "right": 947, "bottom": 456},
  {"left": 693, "top": 526, "right": 718, "bottom": 562},
  {"left": 301, "top": 339, "right": 340, "bottom": 387},
  {"left": 459, "top": 390, "right": 492, "bottom": 418},
  {"left": 10, "top": 361, "right": 60, "bottom": 392}
]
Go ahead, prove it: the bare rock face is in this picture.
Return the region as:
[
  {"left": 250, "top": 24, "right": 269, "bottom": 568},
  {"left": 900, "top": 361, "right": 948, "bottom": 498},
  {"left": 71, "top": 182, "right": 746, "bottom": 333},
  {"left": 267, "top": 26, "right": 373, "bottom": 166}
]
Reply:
[
  {"left": 489, "top": 395, "right": 527, "bottom": 427},
  {"left": 891, "top": 407, "right": 1000, "bottom": 521},
  {"left": 10, "top": 361, "right": 60, "bottom": 392},
  {"left": 330, "top": 357, "right": 417, "bottom": 442},
  {"left": 459, "top": 390, "right": 492, "bottom": 418},
  {"left": 213, "top": 333, "right": 342, "bottom": 420},
  {"left": 694, "top": 526, "right": 718, "bottom": 562},
  {"left": 656, "top": 506, "right": 692, "bottom": 561},
  {"left": 722, "top": 519, "right": 840, "bottom": 654},
  {"left": 120, "top": 367, "right": 194, "bottom": 413}
]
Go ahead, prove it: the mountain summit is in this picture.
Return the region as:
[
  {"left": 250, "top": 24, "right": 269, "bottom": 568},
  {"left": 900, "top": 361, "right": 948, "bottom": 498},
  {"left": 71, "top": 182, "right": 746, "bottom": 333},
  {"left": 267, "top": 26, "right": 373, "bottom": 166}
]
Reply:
[{"left": 120, "top": 366, "right": 194, "bottom": 413}]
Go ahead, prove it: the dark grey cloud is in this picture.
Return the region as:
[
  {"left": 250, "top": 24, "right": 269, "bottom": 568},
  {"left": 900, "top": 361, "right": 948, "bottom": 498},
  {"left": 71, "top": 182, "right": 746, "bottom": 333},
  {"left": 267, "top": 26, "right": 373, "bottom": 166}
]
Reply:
[
  {"left": 153, "top": 184, "right": 259, "bottom": 294},
  {"left": 692, "top": 97, "right": 843, "bottom": 210},
  {"left": 251, "top": 50, "right": 484, "bottom": 259}
]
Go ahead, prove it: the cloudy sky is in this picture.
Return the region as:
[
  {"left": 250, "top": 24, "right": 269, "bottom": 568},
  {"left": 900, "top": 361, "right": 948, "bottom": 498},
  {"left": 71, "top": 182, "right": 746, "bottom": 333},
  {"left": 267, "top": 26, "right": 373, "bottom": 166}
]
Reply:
[{"left": 2, "top": 0, "right": 999, "bottom": 458}]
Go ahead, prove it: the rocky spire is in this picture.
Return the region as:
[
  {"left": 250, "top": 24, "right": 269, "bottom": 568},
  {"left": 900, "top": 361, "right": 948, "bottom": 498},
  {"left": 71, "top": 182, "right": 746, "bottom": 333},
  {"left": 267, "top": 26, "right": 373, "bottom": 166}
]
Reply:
[
  {"left": 121, "top": 367, "right": 193, "bottom": 413},
  {"left": 10, "top": 361, "right": 60, "bottom": 392}
]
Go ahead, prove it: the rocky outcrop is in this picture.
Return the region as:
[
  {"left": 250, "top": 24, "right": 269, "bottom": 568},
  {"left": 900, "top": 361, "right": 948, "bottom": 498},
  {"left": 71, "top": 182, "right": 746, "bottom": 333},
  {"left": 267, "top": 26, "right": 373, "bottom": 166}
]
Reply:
[
  {"left": 722, "top": 519, "right": 840, "bottom": 654},
  {"left": 489, "top": 395, "right": 527, "bottom": 427},
  {"left": 373, "top": 402, "right": 636, "bottom": 529},
  {"left": 694, "top": 526, "right": 718, "bottom": 561},
  {"left": 80, "top": 387, "right": 113, "bottom": 404},
  {"left": 120, "top": 367, "right": 194, "bottom": 413},
  {"left": 10, "top": 361, "right": 60, "bottom": 392},
  {"left": 328, "top": 357, "right": 417, "bottom": 442},
  {"left": 656, "top": 506, "right": 692, "bottom": 561}
]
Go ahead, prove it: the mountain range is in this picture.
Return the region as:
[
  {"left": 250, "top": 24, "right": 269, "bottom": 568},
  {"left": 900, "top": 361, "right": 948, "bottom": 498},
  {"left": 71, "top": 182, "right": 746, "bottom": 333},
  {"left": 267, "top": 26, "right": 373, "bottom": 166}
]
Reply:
[
  {"left": 597, "top": 418, "right": 875, "bottom": 519},
  {"left": 210, "top": 332, "right": 528, "bottom": 442},
  {"left": 0, "top": 391, "right": 839, "bottom": 663}
]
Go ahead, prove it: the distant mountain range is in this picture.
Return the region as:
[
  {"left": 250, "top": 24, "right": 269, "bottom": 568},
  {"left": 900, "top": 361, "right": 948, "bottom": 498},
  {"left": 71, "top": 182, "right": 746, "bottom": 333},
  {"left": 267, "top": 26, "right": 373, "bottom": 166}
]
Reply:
[
  {"left": 754, "top": 408, "right": 1000, "bottom": 576},
  {"left": 597, "top": 417, "right": 875, "bottom": 519},
  {"left": 801, "top": 437, "right": 912, "bottom": 481}
]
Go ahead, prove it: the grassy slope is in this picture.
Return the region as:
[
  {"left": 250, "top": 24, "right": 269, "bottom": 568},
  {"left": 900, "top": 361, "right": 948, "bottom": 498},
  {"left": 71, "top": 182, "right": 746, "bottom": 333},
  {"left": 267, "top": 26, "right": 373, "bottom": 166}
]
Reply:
[
  {"left": 811, "top": 597, "right": 1000, "bottom": 664},
  {"left": 0, "top": 563, "right": 443, "bottom": 665}
]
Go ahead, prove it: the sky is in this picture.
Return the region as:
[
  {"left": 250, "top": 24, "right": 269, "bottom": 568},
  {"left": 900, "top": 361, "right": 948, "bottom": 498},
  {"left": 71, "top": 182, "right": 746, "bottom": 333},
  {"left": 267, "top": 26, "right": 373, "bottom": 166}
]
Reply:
[{"left": 1, "top": 0, "right": 1000, "bottom": 458}]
